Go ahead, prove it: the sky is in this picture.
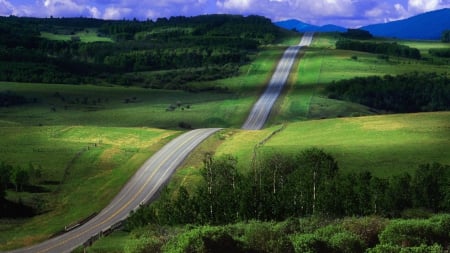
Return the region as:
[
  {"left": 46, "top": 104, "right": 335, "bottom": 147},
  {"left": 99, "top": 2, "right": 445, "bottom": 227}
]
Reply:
[{"left": 0, "top": 0, "right": 449, "bottom": 27}]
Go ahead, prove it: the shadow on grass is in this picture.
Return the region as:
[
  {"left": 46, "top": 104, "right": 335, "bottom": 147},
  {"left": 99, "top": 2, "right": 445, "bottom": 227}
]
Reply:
[{"left": 0, "top": 199, "right": 36, "bottom": 218}]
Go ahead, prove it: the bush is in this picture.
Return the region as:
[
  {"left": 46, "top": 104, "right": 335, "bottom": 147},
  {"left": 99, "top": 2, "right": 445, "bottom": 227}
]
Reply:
[
  {"left": 290, "top": 233, "right": 331, "bottom": 253},
  {"left": 162, "top": 226, "right": 245, "bottom": 253},
  {"left": 367, "top": 244, "right": 443, "bottom": 253},
  {"left": 341, "top": 216, "right": 388, "bottom": 247},
  {"left": 329, "top": 231, "right": 366, "bottom": 253},
  {"left": 124, "top": 236, "right": 163, "bottom": 253},
  {"left": 379, "top": 219, "right": 437, "bottom": 247},
  {"left": 243, "top": 221, "right": 294, "bottom": 253}
]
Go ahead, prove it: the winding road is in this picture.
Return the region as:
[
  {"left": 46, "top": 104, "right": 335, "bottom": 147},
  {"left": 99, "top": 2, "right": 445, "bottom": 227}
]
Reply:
[{"left": 8, "top": 32, "right": 313, "bottom": 253}]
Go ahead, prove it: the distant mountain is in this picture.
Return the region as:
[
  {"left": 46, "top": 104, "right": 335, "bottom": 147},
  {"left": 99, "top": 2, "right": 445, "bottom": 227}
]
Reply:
[
  {"left": 274, "top": 19, "right": 346, "bottom": 33},
  {"left": 275, "top": 8, "right": 450, "bottom": 40},
  {"left": 361, "top": 8, "right": 450, "bottom": 40}
]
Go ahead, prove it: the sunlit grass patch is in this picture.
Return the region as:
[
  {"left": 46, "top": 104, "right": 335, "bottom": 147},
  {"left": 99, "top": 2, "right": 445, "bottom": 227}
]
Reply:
[
  {"left": 41, "top": 29, "right": 113, "bottom": 43},
  {"left": 263, "top": 112, "right": 450, "bottom": 177},
  {"left": 0, "top": 126, "right": 178, "bottom": 250}
]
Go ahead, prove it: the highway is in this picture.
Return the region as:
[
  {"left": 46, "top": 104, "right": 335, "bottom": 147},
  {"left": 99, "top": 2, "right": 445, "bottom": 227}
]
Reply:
[
  {"left": 9, "top": 128, "right": 221, "bottom": 253},
  {"left": 8, "top": 32, "right": 313, "bottom": 253},
  {"left": 242, "top": 32, "right": 314, "bottom": 130}
]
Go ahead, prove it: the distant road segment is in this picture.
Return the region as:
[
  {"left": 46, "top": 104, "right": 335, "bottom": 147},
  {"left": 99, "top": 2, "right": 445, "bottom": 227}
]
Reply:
[
  {"left": 9, "top": 128, "right": 221, "bottom": 253},
  {"left": 242, "top": 32, "right": 314, "bottom": 130}
]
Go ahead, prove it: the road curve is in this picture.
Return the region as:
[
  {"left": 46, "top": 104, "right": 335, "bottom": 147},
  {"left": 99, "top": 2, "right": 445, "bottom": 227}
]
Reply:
[
  {"left": 242, "top": 32, "right": 314, "bottom": 130},
  {"left": 8, "top": 33, "right": 313, "bottom": 253},
  {"left": 9, "top": 128, "right": 221, "bottom": 253}
]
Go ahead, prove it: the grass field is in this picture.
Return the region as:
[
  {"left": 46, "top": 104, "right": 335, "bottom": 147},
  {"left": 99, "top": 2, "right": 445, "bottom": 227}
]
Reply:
[
  {"left": 0, "top": 126, "right": 178, "bottom": 250},
  {"left": 41, "top": 29, "right": 113, "bottom": 43},
  {"left": 210, "top": 112, "right": 450, "bottom": 177},
  {"left": 2, "top": 31, "right": 450, "bottom": 251},
  {"left": 59, "top": 33, "right": 450, "bottom": 251},
  {"left": 0, "top": 43, "right": 286, "bottom": 130},
  {"left": 0, "top": 38, "right": 294, "bottom": 249},
  {"left": 272, "top": 33, "right": 450, "bottom": 123}
]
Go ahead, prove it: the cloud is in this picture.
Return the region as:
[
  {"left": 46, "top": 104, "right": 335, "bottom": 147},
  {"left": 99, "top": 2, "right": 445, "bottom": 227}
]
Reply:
[
  {"left": 217, "top": 0, "right": 253, "bottom": 11},
  {"left": 1, "top": 0, "right": 449, "bottom": 27},
  {"left": 408, "top": 0, "right": 441, "bottom": 12},
  {"left": 0, "top": 0, "right": 14, "bottom": 15},
  {"left": 102, "top": 6, "right": 131, "bottom": 20},
  {"left": 42, "top": 0, "right": 99, "bottom": 17}
]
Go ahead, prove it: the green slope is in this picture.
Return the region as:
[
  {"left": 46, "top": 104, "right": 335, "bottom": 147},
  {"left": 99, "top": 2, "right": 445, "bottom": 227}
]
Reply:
[{"left": 215, "top": 112, "right": 450, "bottom": 177}]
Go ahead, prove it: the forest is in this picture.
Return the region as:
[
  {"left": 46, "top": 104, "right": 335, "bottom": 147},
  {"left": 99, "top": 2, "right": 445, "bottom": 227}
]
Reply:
[
  {"left": 326, "top": 72, "right": 450, "bottom": 113},
  {"left": 0, "top": 15, "right": 280, "bottom": 88},
  {"left": 119, "top": 149, "right": 450, "bottom": 253},
  {"left": 335, "top": 39, "right": 421, "bottom": 59},
  {"left": 126, "top": 149, "right": 450, "bottom": 226}
]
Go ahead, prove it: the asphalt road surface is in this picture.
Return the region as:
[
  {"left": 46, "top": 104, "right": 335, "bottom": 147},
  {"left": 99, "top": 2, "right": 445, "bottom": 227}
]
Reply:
[
  {"left": 8, "top": 32, "right": 314, "bottom": 253},
  {"left": 9, "top": 128, "right": 221, "bottom": 253},
  {"left": 242, "top": 32, "right": 314, "bottom": 130}
]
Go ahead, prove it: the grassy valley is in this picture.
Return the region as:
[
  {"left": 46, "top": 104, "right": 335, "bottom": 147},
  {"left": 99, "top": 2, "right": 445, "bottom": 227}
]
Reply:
[{"left": 0, "top": 15, "right": 449, "bottom": 253}]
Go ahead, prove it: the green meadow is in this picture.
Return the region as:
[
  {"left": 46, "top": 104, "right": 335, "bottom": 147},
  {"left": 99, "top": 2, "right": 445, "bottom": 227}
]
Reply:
[
  {"left": 273, "top": 33, "right": 450, "bottom": 123},
  {"left": 0, "top": 43, "right": 285, "bottom": 130},
  {"left": 209, "top": 112, "right": 450, "bottom": 178},
  {"left": 0, "top": 40, "right": 291, "bottom": 250},
  {"left": 0, "top": 126, "right": 178, "bottom": 249},
  {"left": 1, "top": 30, "right": 450, "bottom": 251},
  {"left": 41, "top": 29, "right": 113, "bottom": 43}
]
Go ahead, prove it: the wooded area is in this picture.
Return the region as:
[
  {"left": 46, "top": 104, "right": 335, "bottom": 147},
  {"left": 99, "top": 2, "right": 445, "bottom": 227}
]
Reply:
[
  {"left": 326, "top": 72, "right": 450, "bottom": 113},
  {"left": 335, "top": 40, "right": 421, "bottom": 59},
  {"left": 126, "top": 149, "right": 450, "bottom": 228},
  {"left": 0, "top": 15, "right": 280, "bottom": 88}
]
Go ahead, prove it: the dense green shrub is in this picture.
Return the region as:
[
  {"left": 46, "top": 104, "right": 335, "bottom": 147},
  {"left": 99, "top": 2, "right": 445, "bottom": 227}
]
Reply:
[
  {"left": 290, "top": 233, "right": 330, "bottom": 253},
  {"left": 242, "top": 221, "right": 294, "bottom": 253},
  {"left": 379, "top": 219, "right": 438, "bottom": 247},
  {"left": 341, "top": 216, "right": 388, "bottom": 247},
  {"left": 367, "top": 244, "right": 443, "bottom": 253},
  {"left": 162, "top": 226, "right": 245, "bottom": 253},
  {"left": 329, "top": 231, "right": 366, "bottom": 253}
]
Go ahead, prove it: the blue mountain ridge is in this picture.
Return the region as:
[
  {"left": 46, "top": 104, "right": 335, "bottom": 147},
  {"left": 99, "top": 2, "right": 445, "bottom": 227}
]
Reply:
[
  {"left": 274, "top": 19, "right": 346, "bottom": 32},
  {"left": 362, "top": 8, "right": 450, "bottom": 40},
  {"left": 274, "top": 8, "right": 450, "bottom": 40}
]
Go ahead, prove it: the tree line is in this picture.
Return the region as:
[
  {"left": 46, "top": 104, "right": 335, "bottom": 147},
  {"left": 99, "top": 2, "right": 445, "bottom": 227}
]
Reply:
[
  {"left": 335, "top": 40, "right": 421, "bottom": 59},
  {"left": 326, "top": 72, "right": 450, "bottom": 113},
  {"left": 442, "top": 30, "right": 450, "bottom": 42},
  {"left": 126, "top": 149, "right": 450, "bottom": 229},
  {"left": 429, "top": 48, "right": 450, "bottom": 58},
  {"left": 0, "top": 15, "right": 280, "bottom": 88}
]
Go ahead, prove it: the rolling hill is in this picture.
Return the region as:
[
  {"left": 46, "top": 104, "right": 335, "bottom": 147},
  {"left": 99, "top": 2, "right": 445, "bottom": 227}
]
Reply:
[{"left": 275, "top": 19, "right": 346, "bottom": 33}]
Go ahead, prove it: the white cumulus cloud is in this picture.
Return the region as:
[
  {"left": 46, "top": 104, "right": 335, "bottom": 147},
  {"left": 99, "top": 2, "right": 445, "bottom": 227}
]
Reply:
[
  {"left": 1, "top": 0, "right": 449, "bottom": 27},
  {"left": 102, "top": 7, "right": 131, "bottom": 20},
  {"left": 217, "top": 0, "right": 253, "bottom": 11},
  {"left": 42, "top": 0, "right": 100, "bottom": 17}
]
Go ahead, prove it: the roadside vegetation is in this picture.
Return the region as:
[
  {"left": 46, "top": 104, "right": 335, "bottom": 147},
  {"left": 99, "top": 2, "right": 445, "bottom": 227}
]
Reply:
[{"left": 94, "top": 147, "right": 449, "bottom": 253}]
